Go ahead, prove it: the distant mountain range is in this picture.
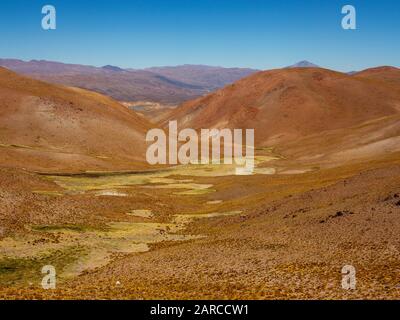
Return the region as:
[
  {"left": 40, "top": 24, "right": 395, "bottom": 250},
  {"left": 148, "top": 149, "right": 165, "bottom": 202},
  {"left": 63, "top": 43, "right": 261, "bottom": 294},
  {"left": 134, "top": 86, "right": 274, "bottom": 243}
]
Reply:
[
  {"left": 143, "top": 64, "right": 258, "bottom": 91},
  {"left": 4, "top": 58, "right": 383, "bottom": 104},
  {"left": 0, "top": 59, "right": 258, "bottom": 103}
]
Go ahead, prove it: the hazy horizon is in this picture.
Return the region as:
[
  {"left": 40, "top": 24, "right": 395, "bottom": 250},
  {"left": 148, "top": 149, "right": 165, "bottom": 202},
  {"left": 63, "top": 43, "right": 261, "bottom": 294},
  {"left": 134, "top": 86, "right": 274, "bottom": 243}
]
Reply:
[{"left": 0, "top": 56, "right": 398, "bottom": 74}]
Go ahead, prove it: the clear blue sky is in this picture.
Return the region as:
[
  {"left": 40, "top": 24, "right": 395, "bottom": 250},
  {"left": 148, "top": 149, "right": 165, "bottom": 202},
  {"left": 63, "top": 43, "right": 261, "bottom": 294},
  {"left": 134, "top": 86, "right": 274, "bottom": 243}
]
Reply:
[{"left": 0, "top": 0, "right": 399, "bottom": 71}]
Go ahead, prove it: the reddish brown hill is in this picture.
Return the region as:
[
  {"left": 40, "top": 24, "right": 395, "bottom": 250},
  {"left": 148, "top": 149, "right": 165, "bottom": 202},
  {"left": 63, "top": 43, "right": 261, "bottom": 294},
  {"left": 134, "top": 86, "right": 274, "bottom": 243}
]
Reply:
[
  {"left": 0, "top": 68, "right": 151, "bottom": 172},
  {"left": 353, "top": 66, "right": 400, "bottom": 88},
  {"left": 163, "top": 67, "right": 400, "bottom": 145}
]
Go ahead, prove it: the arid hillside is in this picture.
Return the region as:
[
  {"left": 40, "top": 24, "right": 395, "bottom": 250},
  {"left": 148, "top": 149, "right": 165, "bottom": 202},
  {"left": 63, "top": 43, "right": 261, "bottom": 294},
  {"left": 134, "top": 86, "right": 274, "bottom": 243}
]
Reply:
[
  {"left": 0, "top": 65, "right": 399, "bottom": 300},
  {"left": 353, "top": 66, "right": 400, "bottom": 89},
  {"left": 0, "top": 68, "right": 151, "bottom": 172},
  {"left": 163, "top": 67, "right": 400, "bottom": 146}
]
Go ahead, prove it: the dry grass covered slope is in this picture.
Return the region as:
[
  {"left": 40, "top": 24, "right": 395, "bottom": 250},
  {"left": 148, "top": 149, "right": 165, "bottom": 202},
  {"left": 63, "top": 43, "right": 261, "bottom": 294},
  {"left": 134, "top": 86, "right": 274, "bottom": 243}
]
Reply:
[
  {"left": 163, "top": 67, "right": 400, "bottom": 146},
  {"left": 0, "top": 65, "right": 399, "bottom": 300},
  {"left": 0, "top": 67, "right": 151, "bottom": 172},
  {"left": 354, "top": 66, "right": 400, "bottom": 84}
]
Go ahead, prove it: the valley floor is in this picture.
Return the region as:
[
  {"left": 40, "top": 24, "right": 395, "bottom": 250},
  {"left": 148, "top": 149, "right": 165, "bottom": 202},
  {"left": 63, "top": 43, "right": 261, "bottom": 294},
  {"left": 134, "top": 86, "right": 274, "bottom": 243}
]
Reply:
[{"left": 0, "top": 153, "right": 400, "bottom": 299}]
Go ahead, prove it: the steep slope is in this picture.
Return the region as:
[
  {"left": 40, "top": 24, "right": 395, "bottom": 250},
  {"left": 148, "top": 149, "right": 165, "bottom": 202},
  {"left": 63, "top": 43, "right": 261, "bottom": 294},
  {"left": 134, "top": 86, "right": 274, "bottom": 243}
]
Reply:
[
  {"left": 0, "top": 67, "right": 151, "bottom": 172},
  {"left": 163, "top": 67, "right": 400, "bottom": 145},
  {"left": 273, "top": 113, "right": 400, "bottom": 171}
]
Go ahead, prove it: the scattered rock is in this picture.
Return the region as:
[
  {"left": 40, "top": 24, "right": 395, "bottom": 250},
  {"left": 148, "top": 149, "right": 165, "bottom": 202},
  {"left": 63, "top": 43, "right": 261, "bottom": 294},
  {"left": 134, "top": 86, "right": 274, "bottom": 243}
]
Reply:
[
  {"left": 383, "top": 193, "right": 399, "bottom": 202},
  {"left": 333, "top": 210, "right": 354, "bottom": 218},
  {"left": 295, "top": 208, "right": 309, "bottom": 213},
  {"left": 320, "top": 210, "right": 354, "bottom": 224},
  {"left": 383, "top": 193, "right": 400, "bottom": 207}
]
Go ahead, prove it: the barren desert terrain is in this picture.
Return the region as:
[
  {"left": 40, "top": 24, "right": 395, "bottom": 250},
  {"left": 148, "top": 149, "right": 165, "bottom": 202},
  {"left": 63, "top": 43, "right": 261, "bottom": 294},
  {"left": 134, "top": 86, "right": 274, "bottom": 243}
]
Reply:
[{"left": 0, "top": 66, "right": 399, "bottom": 300}]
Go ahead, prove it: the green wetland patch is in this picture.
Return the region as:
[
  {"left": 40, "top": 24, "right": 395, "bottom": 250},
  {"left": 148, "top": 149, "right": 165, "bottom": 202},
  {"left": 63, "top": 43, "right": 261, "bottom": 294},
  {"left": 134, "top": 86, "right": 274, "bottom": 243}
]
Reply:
[{"left": 1, "top": 158, "right": 282, "bottom": 285}]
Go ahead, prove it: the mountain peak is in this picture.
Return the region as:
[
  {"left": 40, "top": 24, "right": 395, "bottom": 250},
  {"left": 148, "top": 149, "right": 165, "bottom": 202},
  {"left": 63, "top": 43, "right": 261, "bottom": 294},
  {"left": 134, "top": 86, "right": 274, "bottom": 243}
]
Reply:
[
  {"left": 102, "top": 65, "right": 125, "bottom": 72},
  {"left": 287, "top": 60, "right": 319, "bottom": 68}
]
